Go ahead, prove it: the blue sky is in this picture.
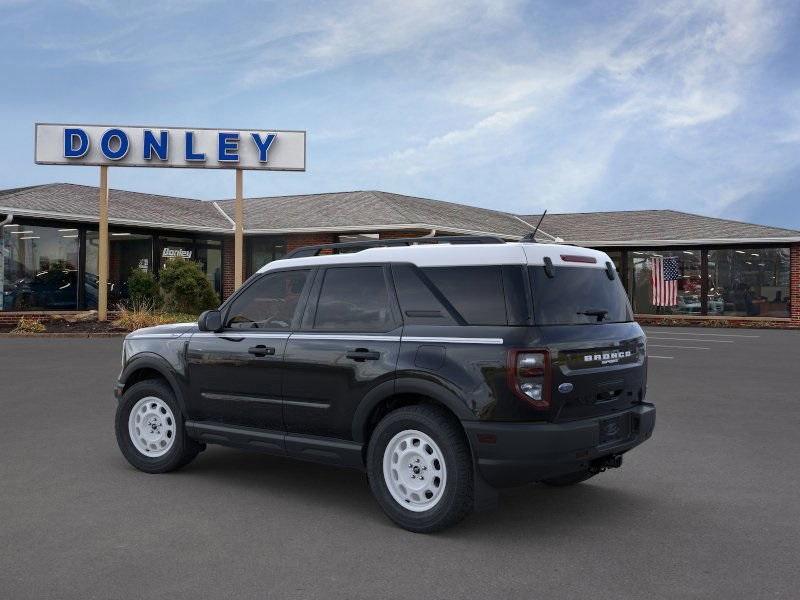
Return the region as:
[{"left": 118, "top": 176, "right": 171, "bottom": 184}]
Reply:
[{"left": 1, "top": 0, "right": 799, "bottom": 228}]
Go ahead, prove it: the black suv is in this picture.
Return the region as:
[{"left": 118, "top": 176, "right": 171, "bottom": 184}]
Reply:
[{"left": 114, "top": 237, "right": 655, "bottom": 532}]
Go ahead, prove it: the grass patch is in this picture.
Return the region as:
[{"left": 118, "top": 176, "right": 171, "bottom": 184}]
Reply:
[
  {"left": 11, "top": 317, "right": 46, "bottom": 334},
  {"left": 113, "top": 302, "right": 198, "bottom": 332}
]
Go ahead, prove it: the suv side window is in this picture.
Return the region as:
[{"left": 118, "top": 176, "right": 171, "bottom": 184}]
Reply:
[
  {"left": 314, "top": 266, "right": 394, "bottom": 332},
  {"left": 392, "top": 264, "right": 458, "bottom": 325},
  {"left": 422, "top": 266, "right": 508, "bottom": 326},
  {"left": 225, "top": 269, "right": 310, "bottom": 330}
]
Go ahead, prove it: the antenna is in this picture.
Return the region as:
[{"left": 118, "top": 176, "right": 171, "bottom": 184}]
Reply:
[{"left": 522, "top": 210, "right": 547, "bottom": 242}]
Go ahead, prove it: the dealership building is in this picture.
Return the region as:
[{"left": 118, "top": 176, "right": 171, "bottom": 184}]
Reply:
[{"left": 1, "top": 182, "right": 798, "bottom": 327}]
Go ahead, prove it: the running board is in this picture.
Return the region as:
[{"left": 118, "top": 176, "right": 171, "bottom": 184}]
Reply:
[{"left": 185, "top": 421, "right": 365, "bottom": 470}]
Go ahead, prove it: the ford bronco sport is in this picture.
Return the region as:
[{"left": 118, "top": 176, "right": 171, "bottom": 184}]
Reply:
[{"left": 114, "top": 236, "right": 655, "bottom": 532}]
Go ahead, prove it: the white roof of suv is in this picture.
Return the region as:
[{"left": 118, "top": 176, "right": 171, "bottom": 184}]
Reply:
[{"left": 259, "top": 242, "right": 613, "bottom": 272}]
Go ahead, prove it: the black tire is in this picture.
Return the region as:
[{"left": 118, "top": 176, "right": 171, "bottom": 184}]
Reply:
[
  {"left": 115, "top": 378, "right": 203, "bottom": 474},
  {"left": 367, "top": 405, "right": 474, "bottom": 533},
  {"left": 540, "top": 469, "right": 596, "bottom": 487}
]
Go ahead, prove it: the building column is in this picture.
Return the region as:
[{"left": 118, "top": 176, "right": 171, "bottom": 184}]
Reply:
[
  {"left": 234, "top": 169, "right": 244, "bottom": 290},
  {"left": 222, "top": 237, "right": 235, "bottom": 300},
  {"left": 98, "top": 166, "right": 109, "bottom": 321},
  {"left": 791, "top": 244, "right": 800, "bottom": 325}
]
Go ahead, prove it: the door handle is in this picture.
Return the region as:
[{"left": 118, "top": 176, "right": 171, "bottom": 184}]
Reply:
[
  {"left": 248, "top": 345, "right": 276, "bottom": 357},
  {"left": 346, "top": 349, "right": 381, "bottom": 362}
]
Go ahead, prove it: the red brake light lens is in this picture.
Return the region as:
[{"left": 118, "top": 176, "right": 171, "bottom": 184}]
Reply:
[{"left": 560, "top": 254, "right": 597, "bottom": 264}]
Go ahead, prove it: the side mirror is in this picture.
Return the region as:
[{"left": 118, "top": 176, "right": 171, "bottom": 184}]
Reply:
[{"left": 198, "top": 309, "right": 223, "bottom": 332}]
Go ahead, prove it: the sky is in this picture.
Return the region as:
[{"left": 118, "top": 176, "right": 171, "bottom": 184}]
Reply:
[{"left": 1, "top": 0, "right": 799, "bottom": 229}]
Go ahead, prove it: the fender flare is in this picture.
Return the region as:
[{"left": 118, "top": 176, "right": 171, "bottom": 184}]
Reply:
[
  {"left": 350, "top": 376, "right": 475, "bottom": 443},
  {"left": 119, "top": 353, "right": 188, "bottom": 413}
]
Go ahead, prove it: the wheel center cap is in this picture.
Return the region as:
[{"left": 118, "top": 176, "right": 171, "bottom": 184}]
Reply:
[{"left": 146, "top": 416, "right": 161, "bottom": 435}]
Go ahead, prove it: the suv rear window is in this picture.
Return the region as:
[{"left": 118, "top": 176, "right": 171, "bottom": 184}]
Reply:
[
  {"left": 529, "top": 265, "right": 633, "bottom": 325},
  {"left": 422, "top": 266, "right": 508, "bottom": 326}
]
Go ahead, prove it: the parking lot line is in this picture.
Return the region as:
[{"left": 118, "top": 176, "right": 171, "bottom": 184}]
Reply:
[
  {"left": 647, "top": 337, "right": 733, "bottom": 343},
  {"left": 648, "top": 344, "right": 710, "bottom": 350},
  {"left": 643, "top": 330, "right": 760, "bottom": 338},
  {"left": 648, "top": 355, "right": 674, "bottom": 359}
]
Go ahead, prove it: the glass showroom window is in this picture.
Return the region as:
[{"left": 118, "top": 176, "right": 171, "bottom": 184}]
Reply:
[
  {"left": 707, "top": 248, "right": 790, "bottom": 318},
  {"left": 1, "top": 223, "right": 80, "bottom": 310},
  {"left": 247, "top": 237, "right": 286, "bottom": 277},
  {"left": 196, "top": 239, "right": 223, "bottom": 300},
  {"left": 629, "top": 249, "right": 702, "bottom": 314},
  {"left": 85, "top": 230, "right": 154, "bottom": 309}
]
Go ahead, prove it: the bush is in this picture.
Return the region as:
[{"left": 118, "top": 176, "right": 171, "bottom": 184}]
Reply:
[
  {"left": 158, "top": 259, "right": 219, "bottom": 314},
  {"left": 127, "top": 269, "right": 162, "bottom": 308},
  {"left": 11, "top": 316, "right": 46, "bottom": 334}
]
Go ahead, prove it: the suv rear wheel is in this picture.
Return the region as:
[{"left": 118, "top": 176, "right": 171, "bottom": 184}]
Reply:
[
  {"left": 115, "top": 379, "right": 203, "bottom": 473},
  {"left": 367, "top": 405, "right": 473, "bottom": 533}
]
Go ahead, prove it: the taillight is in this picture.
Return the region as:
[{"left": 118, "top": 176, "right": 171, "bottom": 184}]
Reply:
[{"left": 508, "top": 350, "right": 551, "bottom": 409}]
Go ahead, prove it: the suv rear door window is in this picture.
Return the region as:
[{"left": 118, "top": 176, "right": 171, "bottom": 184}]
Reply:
[
  {"left": 392, "top": 264, "right": 457, "bottom": 325},
  {"left": 226, "top": 270, "right": 310, "bottom": 329},
  {"left": 314, "top": 266, "right": 394, "bottom": 332},
  {"left": 422, "top": 266, "right": 508, "bottom": 326},
  {"left": 529, "top": 265, "right": 632, "bottom": 325}
]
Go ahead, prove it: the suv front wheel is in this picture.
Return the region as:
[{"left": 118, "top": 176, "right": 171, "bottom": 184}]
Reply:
[
  {"left": 367, "top": 405, "right": 474, "bottom": 533},
  {"left": 115, "top": 379, "right": 203, "bottom": 473}
]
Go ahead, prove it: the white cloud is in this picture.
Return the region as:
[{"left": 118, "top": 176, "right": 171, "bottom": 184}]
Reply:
[{"left": 378, "top": 106, "right": 535, "bottom": 175}]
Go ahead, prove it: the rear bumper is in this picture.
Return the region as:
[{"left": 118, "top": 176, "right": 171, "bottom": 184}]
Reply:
[{"left": 463, "top": 403, "right": 655, "bottom": 488}]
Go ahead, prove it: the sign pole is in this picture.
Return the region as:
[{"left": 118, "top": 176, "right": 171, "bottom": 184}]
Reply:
[
  {"left": 234, "top": 168, "right": 244, "bottom": 290},
  {"left": 98, "top": 166, "right": 109, "bottom": 321}
]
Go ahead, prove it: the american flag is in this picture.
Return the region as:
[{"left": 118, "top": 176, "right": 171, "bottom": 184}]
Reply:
[{"left": 651, "top": 256, "right": 679, "bottom": 306}]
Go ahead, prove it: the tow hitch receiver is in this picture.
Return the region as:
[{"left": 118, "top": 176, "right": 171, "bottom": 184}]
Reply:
[{"left": 590, "top": 454, "right": 623, "bottom": 473}]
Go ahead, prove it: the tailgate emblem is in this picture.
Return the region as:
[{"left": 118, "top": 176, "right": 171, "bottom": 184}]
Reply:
[
  {"left": 558, "top": 383, "right": 574, "bottom": 394},
  {"left": 583, "top": 349, "right": 632, "bottom": 365}
]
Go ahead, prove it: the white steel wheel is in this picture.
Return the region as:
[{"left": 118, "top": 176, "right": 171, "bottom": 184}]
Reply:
[
  {"left": 128, "top": 396, "right": 177, "bottom": 458},
  {"left": 382, "top": 429, "right": 448, "bottom": 512}
]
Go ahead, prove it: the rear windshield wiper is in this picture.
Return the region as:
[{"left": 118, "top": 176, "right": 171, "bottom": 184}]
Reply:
[{"left": 577, "top": 309, "right": 608, "bottom": 322}]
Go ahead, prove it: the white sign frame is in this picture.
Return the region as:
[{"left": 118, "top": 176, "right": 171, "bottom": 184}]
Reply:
[{"left": 34, "top": 122, "right": 306, "bottom": 171}]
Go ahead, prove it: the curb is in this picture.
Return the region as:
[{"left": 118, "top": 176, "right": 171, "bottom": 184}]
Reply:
[{"left": 0, "top": 332, "right": 128, "bottom": 338}]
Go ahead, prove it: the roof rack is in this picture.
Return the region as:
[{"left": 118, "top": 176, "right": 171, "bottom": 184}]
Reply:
[{"left": 284, "top": 235, "right": 506, "bottom": 258}]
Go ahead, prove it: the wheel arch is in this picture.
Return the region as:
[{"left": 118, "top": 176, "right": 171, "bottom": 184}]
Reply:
[
  {"left": 352, "top": 377, "right": 476, "bottom": 446},
  {"left": 119, "top": 353, "right": 187, "bottom": 414}
]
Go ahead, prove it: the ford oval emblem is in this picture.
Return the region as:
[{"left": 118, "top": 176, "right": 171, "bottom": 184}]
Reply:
[{"left": 558, "top": 382, "right": 574, "bottom": 394}]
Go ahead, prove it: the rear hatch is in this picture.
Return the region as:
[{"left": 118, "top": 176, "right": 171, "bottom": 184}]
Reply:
[{"left": 527, "top": 264, "right": 647, "bottom": 423}]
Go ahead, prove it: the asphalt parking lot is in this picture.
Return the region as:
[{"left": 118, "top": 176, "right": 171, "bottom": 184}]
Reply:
[{"left": 1, "top": 327, "right": 799, "bottom": 599}]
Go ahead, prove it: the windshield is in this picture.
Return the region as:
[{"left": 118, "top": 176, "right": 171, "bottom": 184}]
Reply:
[{"left": 529, "top": 265, "right": 633, "bottom": 325}]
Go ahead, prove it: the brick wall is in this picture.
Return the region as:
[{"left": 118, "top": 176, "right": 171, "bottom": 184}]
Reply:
[
  {"left": 222, "top": 237, "right": 235, "bottom": 300},
  {"left": 791, "top": 243, "right": 800, "bottom": 325},
  {"left": 378, "top": 230, "right": 431, "bottom": 240},
  {"left": 286, "top": 233, "right": 338, "bottom": 254}
]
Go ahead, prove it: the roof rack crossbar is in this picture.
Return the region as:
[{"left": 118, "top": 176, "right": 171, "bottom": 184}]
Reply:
[{"left": 284, "top": 235, "right": 506, "bottom": 258}]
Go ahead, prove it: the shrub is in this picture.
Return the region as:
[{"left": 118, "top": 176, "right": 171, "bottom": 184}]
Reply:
[
  {"left": 158, "top": 259, "right": 219, "bottom": 314},
  {"left": 127, "top": 269, "right": 162, "bottom": 308},
  {"left": 11, "top": 316, "right": 46, "bottom": 334}
]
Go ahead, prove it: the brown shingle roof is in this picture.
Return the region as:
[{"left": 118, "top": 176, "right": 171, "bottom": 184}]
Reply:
[
  {"left": 0, "top": 183, "right": 230, "bottom": 231},
  {"left": 519, "top": 210, "right": 800, "bottom": 244},
  {"left": 215, "top": 190, "right": 532, "bottom": 237},
  {"left": 2, "top": 183, "right": 797, "bottom": 244}
]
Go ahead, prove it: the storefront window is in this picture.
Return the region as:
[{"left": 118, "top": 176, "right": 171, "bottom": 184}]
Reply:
[
  {"left": 196, "top": 240, "right": 222, "bottom": 300},
  {"left": 85, "top": 230, "right": 154, "bottom": 308},
  {"left": 159, "top": 236, "right": 195, "bottom": 271},
  {"left": 629, "top": 249, "right": 702, "bottom": 315},
  {"left": 247, "top": 237, "right": 286, "bottom": 277},
  {"left": 707, "top": 248, "right": 790, "bottom": 318},
  {"left": 1, "top": 223, "right": 80, "bottom": 310}
]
